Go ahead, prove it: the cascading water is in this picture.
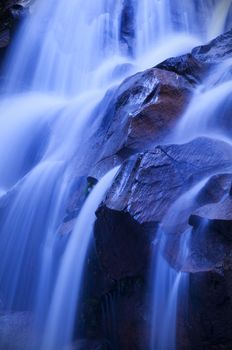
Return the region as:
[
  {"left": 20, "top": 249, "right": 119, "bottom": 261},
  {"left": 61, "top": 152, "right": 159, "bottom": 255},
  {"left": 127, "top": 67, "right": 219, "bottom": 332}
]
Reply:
[
  {"left": 149, "top": 4, "right": 232, "bottom": 350},
  {"left": 173, "top": 59, "right": 232, "bottom": 144},
  {"left": 0, "top": 0, "right": 231, "bottom": 349},
  {"left": 42, "top": 166, "right": 119, "bottom": 350},
  {"left": 150, "top": 179, "right": 209, "bottom": 350}
]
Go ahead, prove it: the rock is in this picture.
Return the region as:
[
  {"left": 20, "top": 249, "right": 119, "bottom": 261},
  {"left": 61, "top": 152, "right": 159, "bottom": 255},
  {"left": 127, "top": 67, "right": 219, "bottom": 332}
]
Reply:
[
  {"left": 192, "top": 29, "right": 232, "bottom": 64},
  {"left": 157, "top": 29, "right": 232, "bottom": 84},
  {"left": 90, "top": 64, "right": 193, "bottom": 179},
  {"left": 156, "top": 53, "right": 207, "bottom": 85},
  {"left": 74, "top": 240, "right": 114, "bottom": 340},
  {"left": 103, "top": 138, "right": 232, "bottom": 224},
  {"left": 120, "top": 0, "right": 135, "bottom": 55},
  {"left": 188, "top": 269, "right": 232, "bottom": 350},
  {"left": 95, "top": 137, "right": 232, "bottom": 280},
  {"left": 95, "top": 206, "right": 155, "bottom": 280},
  {"left": 196, "top": 173, "right": 232, "bottom": 205},
  {"left": 126, "top": 68, "right": 192, "bottom": 149},
  {"left": 164, "top": 173, "right": 232, "bottom": 269},
  {"left": 184, "top": 180, "right": 232, "bottom": 274},
  {"left": 90, "top": 30, "right": 232, "bottom": 181},
  {"left": 98, "top": 67, "right": 193, "bottom": 160},
  {"left": 190, "top": 198, "right": 232, "bottom": 241},
  {"left": 173, "top": 171, "right": 232, "bottom": 350},
  {"left": 93, "top": 142, "right": 232, "bottom": 348},
  {"left": 184, "top": 171, "right": 232, "bottom": 272},
  {"left": 0, "top": 0, "right": 31, "bottom": 63},
  {"left": 0, "top": 29, "right": 10, "bottom": 49},
  {"left": 100, "top": 277, "right": 150, "bottom": 350},
  {"left": 92, "top": 138, "right": 232, "bottom": 349},
  {"left": 62, "top": 30, "right": 232, "bottom": 349}
]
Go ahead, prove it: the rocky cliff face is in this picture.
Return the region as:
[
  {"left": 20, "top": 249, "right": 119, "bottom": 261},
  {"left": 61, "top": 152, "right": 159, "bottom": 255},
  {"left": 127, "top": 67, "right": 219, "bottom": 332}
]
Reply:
[
  {"left": 63, "top": 30, "right": 232, "bottom": 350},
  {"left": 0, "top": 0, "right": 30, "bottom": 70}
]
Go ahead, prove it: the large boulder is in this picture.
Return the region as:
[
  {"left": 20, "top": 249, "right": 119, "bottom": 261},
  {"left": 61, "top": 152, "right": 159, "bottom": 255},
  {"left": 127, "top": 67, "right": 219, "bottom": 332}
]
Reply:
[
  {"left": 0, "top": 0, "right": 31, "bottom": 66},
  {"left": 156, "top": 53, "right": 207, "bottom": 85},
  {"left": 187, "top": 175, "right": 232, "bottom": 273},
  {"left": 90, "top": 30, "right": 232, "bottom": 181},
  {"left": 0, "top": 1, "right": 29, "bottom": 44},
  {"left": 95, "top": 137, "right": 232, "bottom": 280},
  {"left": 165, "top": 173, "right": 232, "bottom": 269},
  {"left": 192, "top": 29, "right": 232, "bottom": 64},
  {"left": 94, "top": 137, "right": 232, "bottom": 350},
  {"left": 190, "top": 198, "right": 232, "bottom": 241},
  {"left": 188, "top": 268, "right": 232, "bottom": 350},
  {"left": 93, "top": 67, "right": 193, "bottom": 166},
  {"left": 70, "top": 30, "right": 232, "bottom": 349},
  {"left": 186, "top": 223, "right": 232, "bottom": 350},
  {"left": 157, "top": 29, "right": 232, "bottom": 84},
  {"left": 173, "top": 171, "right": 232, "bottom": 350}
]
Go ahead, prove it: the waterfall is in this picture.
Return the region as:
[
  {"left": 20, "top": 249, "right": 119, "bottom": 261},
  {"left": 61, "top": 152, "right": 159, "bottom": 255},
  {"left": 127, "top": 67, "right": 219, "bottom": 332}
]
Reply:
[
  {"left": 173, "top": 59, "right": 232, "bottom": 144},
  {"left": 148, "top": 3, "right": 232, "bottom": 350},
  {"left": 42, "top": 166, "right": 119, "bottom": 350},
  {"left": 0, "top": 0, "right": 231, "bottom": 349},
  {"left": 150, "top": 179, "right": 209, "bottom": 350}
]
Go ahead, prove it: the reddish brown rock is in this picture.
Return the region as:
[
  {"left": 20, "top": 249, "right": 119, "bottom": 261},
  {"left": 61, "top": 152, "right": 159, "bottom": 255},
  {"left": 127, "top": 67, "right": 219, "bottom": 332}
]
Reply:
[
  {"left": 90, "top": 30, "right": 232, "bottom": 181},
  {"left": 126, "top": 68, "right": 192, "bottom": 149},
  {"left": 98, "top": 66, "right": 193, "bottom": 161}
]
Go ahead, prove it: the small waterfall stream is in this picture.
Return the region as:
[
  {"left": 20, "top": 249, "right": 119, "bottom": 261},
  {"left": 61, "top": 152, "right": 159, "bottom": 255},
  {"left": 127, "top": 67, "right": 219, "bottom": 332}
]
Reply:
[
  {"left": 149, "top": 9, "right": 232, "bottom": 349},
  {"left": 173, "top": 59, "right": 232, "bottom": 144},
  {"left": 42, "top": 166, "right": 119, "bottom": 350},
  {"left": 0, "top": 0, "right": 231, "bottom": 349},
  {"left": 150, "top": 179, "right": 209, "bottom": 350}
]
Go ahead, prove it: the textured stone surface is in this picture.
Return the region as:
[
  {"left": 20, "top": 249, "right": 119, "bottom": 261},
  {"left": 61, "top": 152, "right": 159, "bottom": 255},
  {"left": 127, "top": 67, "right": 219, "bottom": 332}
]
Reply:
[{"left": 94, "top": 137, "right": 232, "bottom": 349}]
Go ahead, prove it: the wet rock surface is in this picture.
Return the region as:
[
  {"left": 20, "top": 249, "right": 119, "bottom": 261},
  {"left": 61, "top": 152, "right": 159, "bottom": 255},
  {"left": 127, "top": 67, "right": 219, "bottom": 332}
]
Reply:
[
  {"left": 188, "top": 268, "right": 232, "bottom": 350},
  {"left": 0, "top": 0, "right": 31, "bottom": 80},
  {"left": 99, "top": 137, "right": 232, "bottom": 226},
  {"left": 120, "top": 0, "right": 136, "bottom": 55},
  {"left": 92, "top": 137, "right": 232, "bottom": 349},
  {"left": 175, "top": 171, "right": 232, "bottom": 350},
  {"left": 63, "top": 30, "right": 232, "bottom": 350},
  {"left": 157, "top": 29, "right": 232, "bottom": 84},
  {"left": 0, "top": 1, "right": 30, "bottom": 48},
  {"left": 95, "top": 64, "right": 193, "bottom": 163},
  {"left": 192, "top": 29, "right": 232, "bottom": 64},
  {"left": 90, "top": 29, "right": 232, "bottom": 181}
]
